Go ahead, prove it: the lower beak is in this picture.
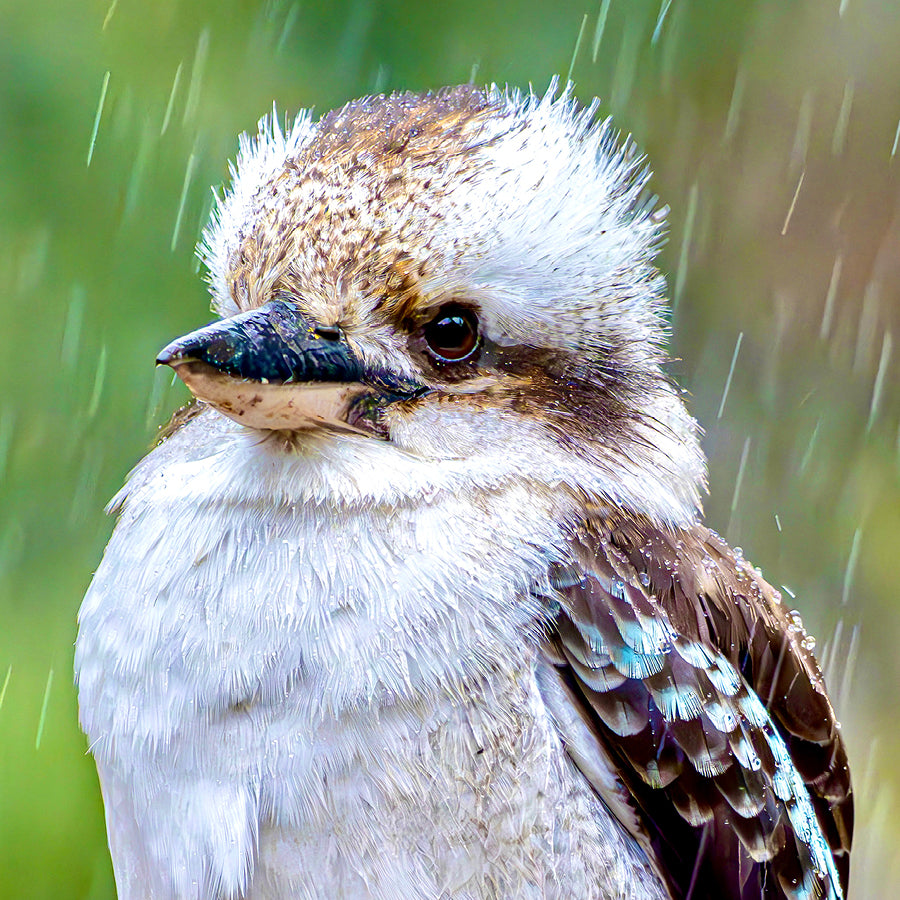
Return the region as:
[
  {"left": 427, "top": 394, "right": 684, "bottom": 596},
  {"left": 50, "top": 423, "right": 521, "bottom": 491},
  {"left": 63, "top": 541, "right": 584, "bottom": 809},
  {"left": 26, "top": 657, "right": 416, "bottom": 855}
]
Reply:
[{"left": 156, "top": 299, "right": 422, "bottom": 433}]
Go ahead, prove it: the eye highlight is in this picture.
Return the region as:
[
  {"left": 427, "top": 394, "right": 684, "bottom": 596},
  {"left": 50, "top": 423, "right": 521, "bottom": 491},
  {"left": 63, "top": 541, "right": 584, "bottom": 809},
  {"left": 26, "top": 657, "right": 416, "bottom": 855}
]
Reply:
[{"left": 422, "top": 305, "right": 480, "bottom": 362}]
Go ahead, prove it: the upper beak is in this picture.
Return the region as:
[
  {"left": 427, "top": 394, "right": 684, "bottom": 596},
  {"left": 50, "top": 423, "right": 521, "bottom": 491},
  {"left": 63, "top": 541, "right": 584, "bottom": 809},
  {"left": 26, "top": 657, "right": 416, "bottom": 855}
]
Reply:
[{"left": 157, "top": 299, "right": 424, "bottom": 433}]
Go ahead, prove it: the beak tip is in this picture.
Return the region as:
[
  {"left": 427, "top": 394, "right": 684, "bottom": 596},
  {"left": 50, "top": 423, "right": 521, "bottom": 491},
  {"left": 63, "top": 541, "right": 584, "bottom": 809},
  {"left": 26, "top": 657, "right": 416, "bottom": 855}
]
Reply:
[{"left": 156, "top": 340, "right": 182, "bottom": 368}]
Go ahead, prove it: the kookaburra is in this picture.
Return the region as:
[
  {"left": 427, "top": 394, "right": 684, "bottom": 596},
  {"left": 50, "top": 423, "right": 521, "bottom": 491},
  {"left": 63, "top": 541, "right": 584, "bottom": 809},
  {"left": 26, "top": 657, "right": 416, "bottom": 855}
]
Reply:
[{"left": 76, "top": 85, "right": 852, "bottom": 900}]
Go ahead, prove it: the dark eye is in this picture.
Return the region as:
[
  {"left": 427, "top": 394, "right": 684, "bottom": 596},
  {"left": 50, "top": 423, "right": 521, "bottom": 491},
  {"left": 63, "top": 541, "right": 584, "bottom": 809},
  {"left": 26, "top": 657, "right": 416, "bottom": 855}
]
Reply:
[{"left": 422, "top": 306, "right": 479, "bottom": 362}]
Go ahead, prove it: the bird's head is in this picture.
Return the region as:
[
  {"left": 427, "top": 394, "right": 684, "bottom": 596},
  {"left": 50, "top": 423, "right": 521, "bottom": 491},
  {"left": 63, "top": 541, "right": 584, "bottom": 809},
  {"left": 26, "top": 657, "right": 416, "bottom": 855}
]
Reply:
[{"left": 158, "top": 84, "right": 705, "bottom": 525}]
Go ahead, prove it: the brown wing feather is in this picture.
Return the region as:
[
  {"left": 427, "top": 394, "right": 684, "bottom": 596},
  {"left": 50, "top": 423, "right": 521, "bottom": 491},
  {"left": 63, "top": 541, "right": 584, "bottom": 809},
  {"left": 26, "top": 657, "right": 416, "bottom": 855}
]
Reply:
[{"left": 539, "top": 511, "right": 852, "bottom": 900}]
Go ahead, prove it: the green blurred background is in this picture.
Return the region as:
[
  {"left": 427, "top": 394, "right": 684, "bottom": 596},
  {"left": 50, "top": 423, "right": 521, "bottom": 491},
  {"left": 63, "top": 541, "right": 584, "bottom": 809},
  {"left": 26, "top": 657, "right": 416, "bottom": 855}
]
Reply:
[{"left": 1, "top": 0, "right": 898, "bottom": 896}]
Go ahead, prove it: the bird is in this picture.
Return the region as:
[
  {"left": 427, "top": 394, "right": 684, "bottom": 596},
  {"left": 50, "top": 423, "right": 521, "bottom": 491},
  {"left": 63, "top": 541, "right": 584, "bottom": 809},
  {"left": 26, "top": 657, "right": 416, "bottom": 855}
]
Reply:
[{"left": 75, "top": 84, "right": 852, "bottom": 900}]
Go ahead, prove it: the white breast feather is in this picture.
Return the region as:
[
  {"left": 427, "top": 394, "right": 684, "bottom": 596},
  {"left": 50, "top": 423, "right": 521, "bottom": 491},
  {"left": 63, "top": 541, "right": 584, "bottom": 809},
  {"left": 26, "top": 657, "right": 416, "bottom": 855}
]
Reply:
[{"left": 77, "top": 412, "right": 670, "bottom": 899}]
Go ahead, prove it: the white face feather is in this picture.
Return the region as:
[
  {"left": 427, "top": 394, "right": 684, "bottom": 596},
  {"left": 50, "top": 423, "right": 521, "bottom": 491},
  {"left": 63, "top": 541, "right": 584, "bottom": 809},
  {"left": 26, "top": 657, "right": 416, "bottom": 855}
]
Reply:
[
  {"left": 434, "top": 91, "right": 667, "bottom": 363},
  {"left": 193, "top": 84, "right": 706, "bottom": 527}
]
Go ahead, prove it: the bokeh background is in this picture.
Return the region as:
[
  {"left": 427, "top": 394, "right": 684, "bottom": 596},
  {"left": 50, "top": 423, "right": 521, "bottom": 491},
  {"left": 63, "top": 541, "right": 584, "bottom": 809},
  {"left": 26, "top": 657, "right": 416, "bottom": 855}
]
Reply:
[{"left": 2, "top": 0, "right": 898, "bottom": 896}]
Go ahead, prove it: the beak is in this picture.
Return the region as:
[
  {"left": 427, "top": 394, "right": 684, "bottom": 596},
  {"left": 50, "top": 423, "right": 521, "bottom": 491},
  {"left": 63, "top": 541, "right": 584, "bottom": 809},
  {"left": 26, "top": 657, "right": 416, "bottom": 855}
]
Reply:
[{"left": 157, "top": 299, "right": 424, "bottom": 433}]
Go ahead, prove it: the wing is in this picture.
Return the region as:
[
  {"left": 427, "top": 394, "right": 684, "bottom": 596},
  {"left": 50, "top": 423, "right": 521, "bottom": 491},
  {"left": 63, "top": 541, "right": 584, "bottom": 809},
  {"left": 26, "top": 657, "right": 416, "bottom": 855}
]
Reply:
[{"left": 535, "top": 511, "right": 852, "bottom": 900}]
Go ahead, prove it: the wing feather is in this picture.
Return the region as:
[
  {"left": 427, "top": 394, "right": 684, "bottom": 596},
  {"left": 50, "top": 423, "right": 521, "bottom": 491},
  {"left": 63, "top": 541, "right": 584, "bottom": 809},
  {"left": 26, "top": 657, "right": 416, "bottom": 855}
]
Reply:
[{"left": 536, "top": 512, "right": 852, "bottom": 900}]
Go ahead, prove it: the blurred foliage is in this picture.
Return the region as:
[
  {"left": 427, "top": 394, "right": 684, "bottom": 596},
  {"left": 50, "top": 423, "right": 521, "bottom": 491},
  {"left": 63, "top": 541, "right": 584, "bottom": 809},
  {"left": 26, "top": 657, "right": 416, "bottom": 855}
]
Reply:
[{"left": 1, "top": 0, "right": 899, "bottom": 897}]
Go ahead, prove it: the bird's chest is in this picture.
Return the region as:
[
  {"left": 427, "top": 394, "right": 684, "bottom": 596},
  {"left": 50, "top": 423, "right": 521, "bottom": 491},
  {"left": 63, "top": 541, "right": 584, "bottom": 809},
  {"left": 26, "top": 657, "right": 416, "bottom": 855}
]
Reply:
[
  {"left": 248, "top": 666, "right": 611, "bottom": 900},
  {"left": 140, "top": 493, "right": 556, "bottom": 734},
  {"left": 78, "top": 475, "right": 583, "bottom": 896}
]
